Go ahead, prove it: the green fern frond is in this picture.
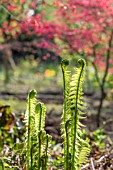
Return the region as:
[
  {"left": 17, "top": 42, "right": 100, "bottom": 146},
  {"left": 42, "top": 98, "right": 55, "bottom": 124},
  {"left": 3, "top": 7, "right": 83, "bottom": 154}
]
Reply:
[
  {"left": 25, "top": 89, "right": 37, "bottom": 170},
  {"left": 69, "top": 59, "right": 88, "bottom": 170},
  {"left": 75, "top": 138, "right": 90, "bottom": 170},
  {"left": 34, "top": 102, "right": 47, "bottom": 169},
  {"left": 61, "top": 59, "right": 90, "bottom": 170},
  {"left": 61, "top": 59, "right": 71, "bottom": 170},
  {"left": 35, "top": 102, "right": 46, "bottom": 132},
  {"left": 25, "top": 89, "right": 51, "bottom": 170},
  {"left": 24, "top": 58, "right": 90, "bottom": 170}
]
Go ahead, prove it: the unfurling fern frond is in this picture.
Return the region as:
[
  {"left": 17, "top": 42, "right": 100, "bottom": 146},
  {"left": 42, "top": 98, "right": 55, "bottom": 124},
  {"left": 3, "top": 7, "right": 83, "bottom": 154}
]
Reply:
[
  {"left": 24, "top": 58, "right": 90, "bottom": 170},
  {"left": 61, "top": 59, "right": 90, "bottom": 170},
  {"left": 26, "top": 89, "right": 37, "bottom": 170},
  {"left": 25, "top": 90, "right": 51, "bottom": 170},
  {"left": 35, "top": 102, "right": 51, "bottom": 170},
  {"left": 35, "top": 102, "right": 46, "bottom": 132},
  {"left": 61, "top": 59, "right": 71, "bottom": 170}
]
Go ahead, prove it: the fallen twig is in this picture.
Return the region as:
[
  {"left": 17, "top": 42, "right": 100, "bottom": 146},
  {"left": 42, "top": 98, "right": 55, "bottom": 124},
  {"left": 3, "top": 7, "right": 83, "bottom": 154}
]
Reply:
[
  {"left": 90, "top": 158, "right": 95, "bottom": 170},
  {"left": 81, "top": 155, "right": 108, "bottom": 169}
]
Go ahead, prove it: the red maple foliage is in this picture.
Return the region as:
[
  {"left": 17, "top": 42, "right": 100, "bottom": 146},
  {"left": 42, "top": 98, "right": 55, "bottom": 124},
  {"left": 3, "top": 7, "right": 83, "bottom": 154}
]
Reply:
[
  {"left": 56, "top": 0, "right": 113, "bottom": 72},
  {"left": 0, "top": 1, "right": 60, "bottom": 58},
  {"left": 1, "top": 0, "right": 113, "bottom": 68}
]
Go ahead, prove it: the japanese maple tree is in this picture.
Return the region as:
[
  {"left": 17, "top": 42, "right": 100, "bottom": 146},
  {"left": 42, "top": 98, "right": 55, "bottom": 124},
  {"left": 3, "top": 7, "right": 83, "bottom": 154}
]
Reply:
[
  {"left": 0, "top": 0, "right": 60, "bottom": 83},
  {"left": 55, "top": 0, "right": 113, "bottom": 126}
]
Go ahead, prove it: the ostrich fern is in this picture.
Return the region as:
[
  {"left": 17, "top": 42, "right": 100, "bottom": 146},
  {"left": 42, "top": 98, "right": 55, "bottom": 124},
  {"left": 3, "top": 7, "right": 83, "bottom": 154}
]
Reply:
[
  {"left": 61, "top": 59, "right": 90, "bottom": 170},
  {"left": 25, "top": 90, "right": 51, "bottom": 170},
  {"left": 24, "top": 58, "right": 90, "bottom": 170}
]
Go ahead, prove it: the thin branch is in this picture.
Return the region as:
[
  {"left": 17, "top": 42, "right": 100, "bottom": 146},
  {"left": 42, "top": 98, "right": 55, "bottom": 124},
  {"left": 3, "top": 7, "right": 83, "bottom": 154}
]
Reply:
[
  {"left": 1, "top": 4, "right": 22, "bottom": 22},
  {"left": 102, "top": 30, "right": 113, "bottom": 89},
  {"left": 96, "top": 155, "right": 107, "bottom": 163},
  {"left": 81, "top": 155, "right": 108, "bottom": 169},
  {"left": 92, "top": 61, "right": 101, "bottom": 88},
  {"left": 90, "top": 158, "right": 95, "bottom": 170},
  {"left": 81, "top": 163, "right": 90, "bottom": 169},
  {"left": 91, "top": 47, "right": 101, "bottom": 87}
]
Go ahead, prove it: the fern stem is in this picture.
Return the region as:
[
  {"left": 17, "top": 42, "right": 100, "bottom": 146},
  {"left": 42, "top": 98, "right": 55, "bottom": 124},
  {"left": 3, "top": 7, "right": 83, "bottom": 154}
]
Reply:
[
  {"left": 31, "top": 143, "right": 33, "bottom": 169},
  {"left": 61, "top": 61, "right": 67, "bottom": 169},
  {"left": 0, "top": 159, "right": 5, "bottom": 170},
  {"left": 65, "top": 121, "right": 70, "bottom": 169},
  {"left": 61, "top": 61, "right": 67, "bottom": 123},
  {"left": 71, "top": 60, "right": 84, "bottom": 170},
  {"left": 38, "top": 104, "right": 43, "bottom": 170},
  {"left": 42, "top": 164, "right": 45, "bottom": 170},
  {"left": 61, "top": 60, "right": 70, "bottom": 170},
  {"left": 45, "top": 135, "right": 49, "bottom": 170},
  {"left": 38, "top": 130, "right": 42, "bottom": 170},
  {"left": 38, "top": 103, "right": 42, "bottom": 131},
  {"left": 27, "top": 95, "right": 31, "bottom": 170},
  {"left": 63, "top": 75, "right": 68, "bottom": 169}
]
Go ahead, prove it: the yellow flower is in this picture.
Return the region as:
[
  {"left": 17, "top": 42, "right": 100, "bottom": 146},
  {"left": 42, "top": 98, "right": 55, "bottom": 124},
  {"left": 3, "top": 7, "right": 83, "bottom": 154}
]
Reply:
[{"left": 44, "top": 69, "right": 56, "bottom": 77}]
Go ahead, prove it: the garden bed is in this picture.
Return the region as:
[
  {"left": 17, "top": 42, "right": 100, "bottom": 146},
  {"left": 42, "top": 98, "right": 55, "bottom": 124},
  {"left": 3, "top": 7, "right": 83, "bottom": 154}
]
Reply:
[{"left": 0, "top": 90, "right": 113, "bottom": 169}]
